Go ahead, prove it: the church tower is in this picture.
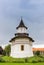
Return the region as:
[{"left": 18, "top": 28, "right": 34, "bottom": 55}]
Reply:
[{"left": 9, "top": 18, "right": 34, "bottom": 58}]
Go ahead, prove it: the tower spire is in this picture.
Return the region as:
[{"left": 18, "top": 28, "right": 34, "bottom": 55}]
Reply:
[{"left": 16, "top": 18, "right": 27, "bottom": 29}]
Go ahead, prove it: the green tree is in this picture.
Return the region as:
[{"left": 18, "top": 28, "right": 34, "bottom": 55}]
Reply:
[
  {"left": 0, "top": 46, "right": 3, "bottom": 55},
  {"left": 2, "top": 50, "right": 6, "bottom": 56},
  {"left": 4, "top": 44, "right": 11, "bottom": 56},
  {"left": 35, "top": 51, "right": 40, "bottom": 56}
]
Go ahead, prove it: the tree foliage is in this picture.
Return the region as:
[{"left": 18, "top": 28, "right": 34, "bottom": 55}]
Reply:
[
  {"left": 4, "top": 44, "right": 11, "bottom": 56},
  {"left": 35, "top": 51, "right": 40, "bottom": 56},
  {"left": 0, "top": 46, "right": 3, "bottom": 55}
]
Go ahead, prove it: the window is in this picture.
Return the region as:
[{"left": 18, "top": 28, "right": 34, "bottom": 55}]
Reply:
[{"left": 21, "top": 45, "right": 24, "bottom": 51}]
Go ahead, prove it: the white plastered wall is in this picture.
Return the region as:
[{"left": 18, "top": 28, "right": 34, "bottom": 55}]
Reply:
[
  {"left": 10, "top": 38, "right": 33, "bottom": 58},
  {"left": 17, "top": 27, "right": 27, "bottom": 33}
]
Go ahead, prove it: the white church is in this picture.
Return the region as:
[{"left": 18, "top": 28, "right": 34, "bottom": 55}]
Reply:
[{"left": 9, "top": 19, "right": 34, "bottom": 58}]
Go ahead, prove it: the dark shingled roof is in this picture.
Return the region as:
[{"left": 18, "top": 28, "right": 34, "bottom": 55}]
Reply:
[
  {"left": 15, "top": 33, "right": 29, "bottom": 36},
  {"left": 9, "top": 36, "right": 34, "bottom": 42},
  {"left": 9, "top": 18, "right": 34, "bottom": 43},
  {"left": 16, "top": 19, "right": 27, "bottom": 29}
]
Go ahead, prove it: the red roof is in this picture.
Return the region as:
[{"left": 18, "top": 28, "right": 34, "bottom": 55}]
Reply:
[{"left": 32, "top": 48, "right": 44, "bottom": 51}]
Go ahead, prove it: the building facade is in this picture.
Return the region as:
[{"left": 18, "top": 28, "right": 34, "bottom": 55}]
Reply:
[
  {"left": 32, "top": 48, "right": 44, "bottom": 55},
  {"left": 9, "top": 19, "right": 34, "bottom": 58}
]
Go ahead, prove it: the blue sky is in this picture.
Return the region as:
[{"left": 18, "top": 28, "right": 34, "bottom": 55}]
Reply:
[{"left": 0, "top": 0, "right": 44, "bottom": 47}]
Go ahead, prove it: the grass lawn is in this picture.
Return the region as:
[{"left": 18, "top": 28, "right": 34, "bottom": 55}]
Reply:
[{"left": 0, "top": 63, "right": 44, "bottom": 65}]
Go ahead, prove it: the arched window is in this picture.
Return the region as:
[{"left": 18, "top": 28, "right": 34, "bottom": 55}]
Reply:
[{"left": 21, "top": 45, "right": 24, "bottom": 51}]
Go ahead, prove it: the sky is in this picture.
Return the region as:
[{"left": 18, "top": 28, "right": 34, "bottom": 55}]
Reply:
[{"left": 0, "top": 0, "right": 44, "bottom": 48}]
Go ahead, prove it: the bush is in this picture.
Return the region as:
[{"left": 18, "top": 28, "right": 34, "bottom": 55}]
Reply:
[
  {"left": 25, "top": 58, "right": 28, "bottom": 63},
  {"left": 13, "top": 58, "right": 25, "bottom": 63},
  {"left": 32, "top": 60, "right": 38, "bottom": 63},
  {"left": 2, "top": 56, "right": 25, "bottom": 63},
  {"left": 12, "top": 60, "right": 25, "bottom": 63},
  {"left": 27, "top": 56, "right": 44, "bottom": 63},
  {"left": 35, "top": 51, "right": 40, "bottom": 56},
  {"left": 0, "top": 56, "right": 5, "bottom": 62},
  {"left": 2, "top": 56, "right": 15, "bottom": 62},
  {"left": 0, "top": 56, "right": 44, "bottom": 63}
]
